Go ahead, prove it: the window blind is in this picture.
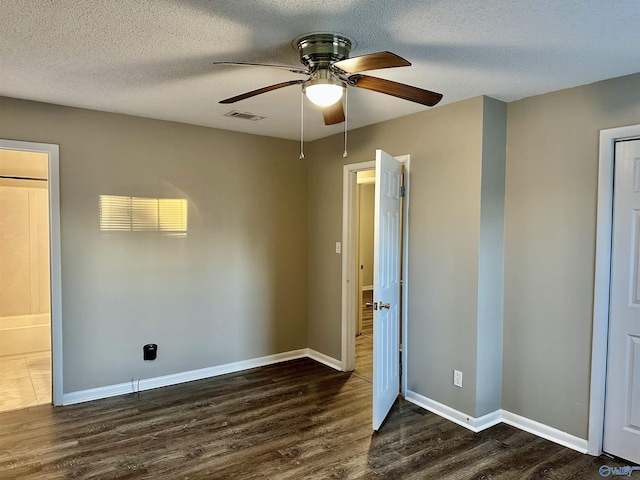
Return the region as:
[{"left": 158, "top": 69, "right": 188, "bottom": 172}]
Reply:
[{"left": 99, "top": 195, "right": 187, "bottom": 235}]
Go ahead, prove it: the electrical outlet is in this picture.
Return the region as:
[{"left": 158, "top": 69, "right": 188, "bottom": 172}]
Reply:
[
  {"left": 454, "top": 370, "right": 463, "bottom": 388},
  {"left": 335, "top": 242, "right": 341, "bottom": 254},
  {"left": 143, "top": 343, "right": 157, "bottom": 360}
]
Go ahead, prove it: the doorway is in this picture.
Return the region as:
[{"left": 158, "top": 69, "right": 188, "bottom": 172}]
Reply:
[
  {"left": 0, "top": 149, "right": 51, "bottom": 411},
  {"left": 590, "top": 125, "right": 640, "bottom": 463},
  {"left": 353, "top": 170, "right": 375, "bottom": 383},
  {"left": 602, "top": 138, "right": 640, "bottom": 464},
  {"left": 341, "top": 154, "right": 410, "bottom": 402},
  {"left": 0, "top": 139, "right": 62, "bottom": 408}
]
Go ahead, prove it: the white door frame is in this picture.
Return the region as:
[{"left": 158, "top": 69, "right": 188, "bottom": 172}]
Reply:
[
  {"left": 589, "top": 124, "right": 640, "bottom": 455},
  {"left": 0, "top": 139, "right": 63, "bottom": 406},
  {"left": 341, "top": 155, "right": 410, "bottom": 396}
]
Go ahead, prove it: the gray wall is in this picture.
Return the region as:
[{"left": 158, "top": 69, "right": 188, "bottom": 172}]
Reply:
[
  {"left": 0, "top": 96, "right": 308, "bottom": 393},
  {"left": 503, "top": 72, "right": 640, "bottom": 438}
]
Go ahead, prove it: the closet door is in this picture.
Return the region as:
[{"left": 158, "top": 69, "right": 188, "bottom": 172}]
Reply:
[{"left": 603, "top": 139, "right": 640, "bottom": 464}]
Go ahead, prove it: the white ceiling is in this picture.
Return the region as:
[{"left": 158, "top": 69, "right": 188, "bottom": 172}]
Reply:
[{"left": 2, "top": 0, "right": 640, "bottom": 141}]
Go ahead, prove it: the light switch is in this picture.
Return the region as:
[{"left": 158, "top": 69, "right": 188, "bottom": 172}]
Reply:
[
  {"left": 335, "top": 242, "right": 341, "bottom": 254},
  {"left": 454, "top": 370, "right": 463, "bottom": 388}
]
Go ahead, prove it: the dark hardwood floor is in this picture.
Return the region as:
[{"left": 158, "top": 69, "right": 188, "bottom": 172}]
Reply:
[
  {"left": 361, "top": 290, "right": 373, "bottom": 337},
  {"left": 0, "top": 358, "right": 627, "bottom": 479},
  {"left": 354, "top": 335, "right": 373, "bottom": 383},
  {"left": 354, "top": 290, "right": 373, "bottom": 383}
]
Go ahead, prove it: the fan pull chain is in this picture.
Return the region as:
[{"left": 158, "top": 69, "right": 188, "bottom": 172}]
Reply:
[
  {"left": 299, "top": 89, "right": 305, "bottom": 159},
  {"left": 343, "top": 88, "right": 348, "bottom": 158}
]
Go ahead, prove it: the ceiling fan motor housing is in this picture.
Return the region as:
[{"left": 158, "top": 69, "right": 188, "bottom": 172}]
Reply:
[{"left": 294, "top": 32, "right": 354, "bottom": 70}]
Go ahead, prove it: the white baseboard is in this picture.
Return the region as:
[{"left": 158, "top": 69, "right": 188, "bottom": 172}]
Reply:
[
  {"left": 500, "top": 410, "right": 588, "bottom": 454},
  {"left": 62, "top": 349, "right": 310, "bottom": 406},
  {"left": 404, "top": 389, "right": 588, "bottom": 454},
  {"left": 306, "top": 348, "right": 342, "bottom": 371},
  {"left": 60, "top": 354, "right": 588, "bottom": 455},
  {"left": 475, "top": 410, "right": 504, "bottom": 431},
  {"left": 404, "top": 389, "right": 501, "bottom": 432},
  {"left": 63, "top": 381, "right": 134, "bottom": 406}
]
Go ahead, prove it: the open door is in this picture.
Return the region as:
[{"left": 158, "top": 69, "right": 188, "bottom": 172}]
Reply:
[{"left": 372, "top": 149, "right": 402, "bottom": 431}]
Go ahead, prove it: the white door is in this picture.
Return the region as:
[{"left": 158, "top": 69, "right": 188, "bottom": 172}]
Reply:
[
  {"left": 604, "top": 139, "right": 640, "bottom": 464},
  {"left": 372, "top": 149, "right": 402, "bottom": 431}
]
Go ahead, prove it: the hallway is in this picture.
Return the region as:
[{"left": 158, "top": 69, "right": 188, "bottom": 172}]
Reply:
[{"left": 354, "top": 289, "right": 373, "bottom": 382}]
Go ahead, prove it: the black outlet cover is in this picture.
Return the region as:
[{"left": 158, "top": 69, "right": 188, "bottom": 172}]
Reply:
[{"left": 143, "top": 343, "right": 157, "bottom": 360}]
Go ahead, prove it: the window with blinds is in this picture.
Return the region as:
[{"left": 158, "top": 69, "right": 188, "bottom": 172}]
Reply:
[{"left": 99, "top": 195, "right": 188, "bottom": 236}]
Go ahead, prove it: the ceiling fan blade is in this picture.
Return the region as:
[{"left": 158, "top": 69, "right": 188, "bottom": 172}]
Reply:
[
  {"left": 219, "top": 80, "right": 304, "bottom": 104},
  {"left": 333, "top": 51, "right": 410, "bottom": 74},
  {"left": 351, "top": 75, "right": 443, "bottom": 106},
  {"left": 212, "top": 61, "right": 309, "bottom": 75},
  {"left": 323, "top": 101, "right": 345, "bottom": 125}
]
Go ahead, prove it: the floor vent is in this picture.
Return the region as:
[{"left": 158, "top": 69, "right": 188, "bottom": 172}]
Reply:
[{"left": 224, "top": 111, "right": 266, "bottom": 121}]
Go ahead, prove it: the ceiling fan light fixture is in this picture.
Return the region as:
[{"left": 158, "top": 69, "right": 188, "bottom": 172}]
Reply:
[{"left": 303, "top": 78, "right": 345, "bottom": 107}]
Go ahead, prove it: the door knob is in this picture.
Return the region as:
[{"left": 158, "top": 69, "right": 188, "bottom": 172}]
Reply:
[{"left": 379, "top": 302, "right": 391, "bottom": 310}]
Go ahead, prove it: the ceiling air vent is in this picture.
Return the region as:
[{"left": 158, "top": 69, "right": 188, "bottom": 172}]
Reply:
[{"left": 224, "top": 110, "right": 266, "bottom": 121}]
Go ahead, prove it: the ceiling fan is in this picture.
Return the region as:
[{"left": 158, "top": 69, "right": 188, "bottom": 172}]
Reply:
[{"left": 213, "top": 32, "right": 443, "bottom": 126}]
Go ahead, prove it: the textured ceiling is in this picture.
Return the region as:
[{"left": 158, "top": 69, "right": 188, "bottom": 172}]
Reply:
[{"left": 1, "top": 0, "right": 640, "bottom": 141}]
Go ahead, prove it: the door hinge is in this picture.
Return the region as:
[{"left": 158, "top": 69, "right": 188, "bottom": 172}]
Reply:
[{"left": 400, "top": 185, "right": 405, "bottom": 197}]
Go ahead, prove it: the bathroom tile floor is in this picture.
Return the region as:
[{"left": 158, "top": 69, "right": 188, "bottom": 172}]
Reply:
[{"left": 0, "top": 353, "right": 51, "bottom": 412}]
